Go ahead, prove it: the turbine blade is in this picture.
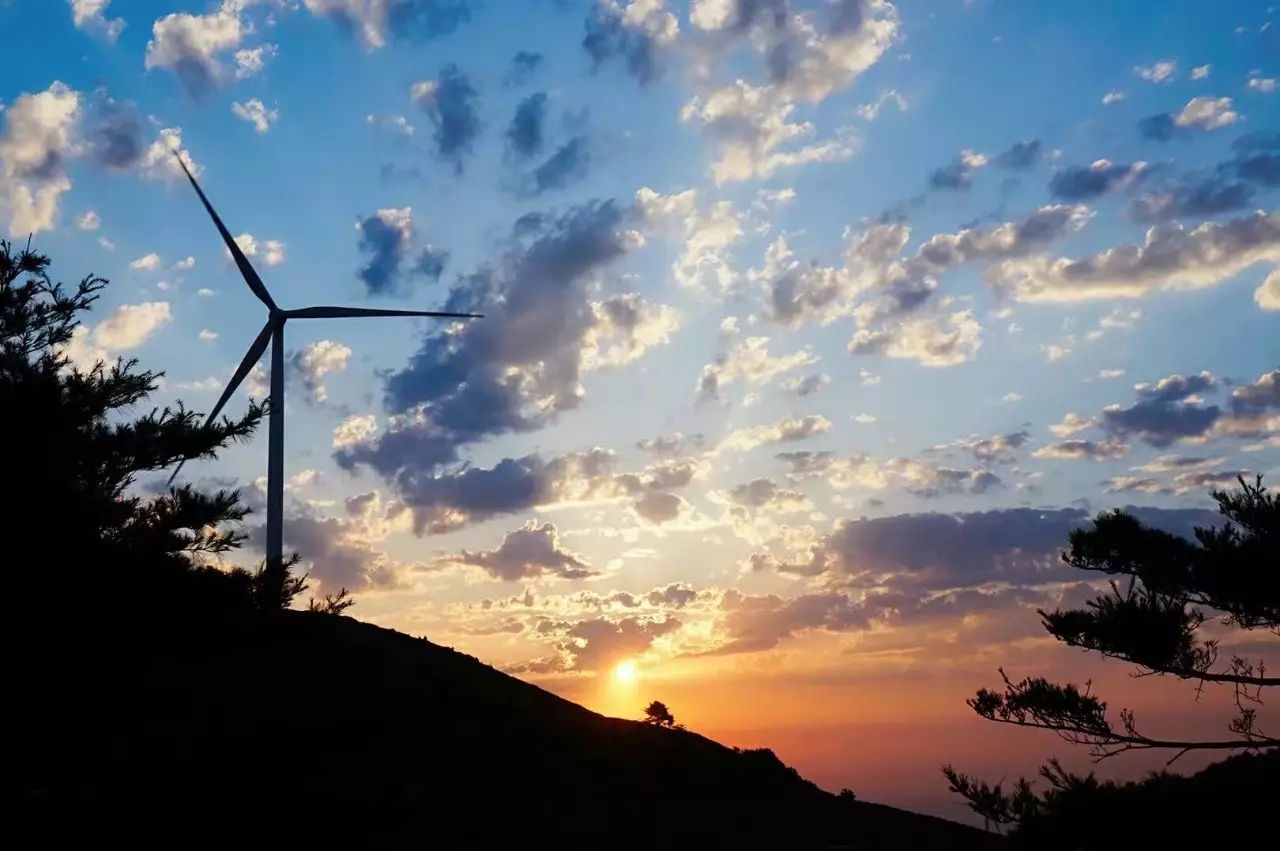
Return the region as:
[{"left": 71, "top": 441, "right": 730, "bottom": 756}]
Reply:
[
  {"left": 167, "top": 321, "right": 274, "bottom": 485},
  {"left": 172, "top": 152, "right": 277, "bottom": 312},
  {"left": 286, "top": 306, "right": 483, "bottom": 320}
]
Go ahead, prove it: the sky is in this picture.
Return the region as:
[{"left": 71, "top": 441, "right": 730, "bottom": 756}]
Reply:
[{"left": 3, "top": 0, "right": 1279, "bottom": 821}]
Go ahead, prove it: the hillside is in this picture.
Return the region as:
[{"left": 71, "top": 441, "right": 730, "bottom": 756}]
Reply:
[{"left": 56, "top": 608, "right": 998, "bottom": 849}]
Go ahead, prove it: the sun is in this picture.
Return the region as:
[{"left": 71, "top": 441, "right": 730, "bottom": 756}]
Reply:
[{"left": 613, "top": 659, "right": 638, "bottom": 685}]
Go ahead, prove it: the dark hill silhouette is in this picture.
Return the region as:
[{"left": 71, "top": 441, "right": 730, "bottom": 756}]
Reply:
[{"left": 83, "top": 607, "right": 998, "bottom": 850}]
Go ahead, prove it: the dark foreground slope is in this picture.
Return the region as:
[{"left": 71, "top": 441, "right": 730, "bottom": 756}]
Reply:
[{"left": 53, "top": 609, "right": 997, "bottom": 849}]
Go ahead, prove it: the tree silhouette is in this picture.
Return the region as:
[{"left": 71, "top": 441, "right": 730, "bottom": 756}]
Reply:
[
  {"left": 0, "top": 240, "right": 289, "bottom": 612},
  {"left": 642, "top": 700, "right": 677, "bottom": 727},
  {"left": 945, "top": 476, "right": 1279, "bottom": 836}
]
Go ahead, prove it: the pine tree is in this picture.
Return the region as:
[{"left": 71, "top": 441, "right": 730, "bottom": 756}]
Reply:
[{"left": 944, "top": 476, "right": 1279, "bottom": 839}]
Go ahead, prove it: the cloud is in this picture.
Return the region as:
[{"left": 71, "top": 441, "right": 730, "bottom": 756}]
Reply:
[
  {"left": 444, "top": 521, "right": 594, "bottom": 581},
  {"left": 928, "top": 149, "right": 989, "bottom": 190},
  {"left": 637, "top": 432, "right": 705, "bottom": 455},
  {"left": 1140, "top": 97, "right": 1240, "bottom": 141},
  {"left": 70, "top": 0, "right": 125, "bottom": 41},
  {"left": 0, "top": 81, "right": 80, "bottom": 235},
  {"left": 234, "top": 43, "right": 277, "bottom": 79},
  {"left": 721, "top": 478, "right": 812, "bottom": 513},
  {"left": 343, "top": 199, "right": 650, "bottom": 474},
  {"left": 1127, "top": 177, "right": 1254, "bottom": 223},
  {"left": 632, "top": 491, "right": 689, "bottom": 525},
  {"left": 780, "top": 373, "right": 830, "bottom": 396},
  {"left": 1248, "top": 77, "right": 1278, "bottom": 94},
  {"left": 355, "top": 207, "right": 449, "bottom": 295},
  {"left": 1106, "top": 469, "right": 1250, "bottom": 495},
  {"left": 86, "top": 96, "right": 144, "bottom": 170},
  {"left": 753, "top": 203, "right": 1091, "bottom": 330},
  {"left": 130, "top": 252, "right": 162, "bottom": 271},
  {"left": 1032, "top": 437, "right": 1129, "bottom": 461},
  {"left": 680, "top": 80, "right": 855, "bottom": 183},
  {"left": 1230, "top": 132, "right": 1280, "bottom": 188},
  {"left": 716, "top": 414, "right": 831, "bottom": 454},
  {"left": 989, "top": 210, "right": 1280, "bottom": 303},
  {"left": 62, "top": 301, "right": 172, "bottom": 369},
  {"left": 637, "top": 187, "right": 745, "bottom": 294},
  {"left": 506, "top": 50, "right": 544, "bottom": 86},
  {"left": 561, "top": 615, "right": 682, "bottom": 672},
  {"left": 1257, "top": 269, "right": 1280, "bottom": 311},
  {"left": 582, "top": 0, "right": 679, "bottom": 85},
  {"left": 1191, "top": 64, "right": 1211, "bottom": 80},
  {"left": 527, "top": 137, "right": 591, "bottom": 195},
  {"left": 995, "top": 139, "right": 1043, "bottom": 171},
  {"left": 1135, "top": 59, "right": 1176, "bottom": 83},
  {"left": 77, "top": 210, "right": 100, "bottom": 230},
  {"left": 580, "top": 293, "right": 681, "bottom": 370},
  {"left": 137, "top": 127, "right": 201, "bottom": 182},
  {"left": 1102, "top": 90, "right": 1126, "bottom": 105},
  {"left": 1098, "top": 371, "right": 1221, "bottom": 448},
  {"left": 848, "top": 310, "right": 982, "bottom": 367},
  {"left": 506, "top": 93, "right": 546, "bottom": 159},
  {"left": 411, "top": 64, "right": 481, "bottom": 172},
  {"left": 697, "top": 335, "right": 816, "bottom": 401},
  {"left": 1049, "top": 159, "right": 1147, "bottom": 200},
  {"left": 708, "top": 588, "right": 870, "bottom": 654},
  {"left": 232, "top": 232, "right": 286, "bottom": 266},
  {"left": 144, "top": 1, "right": 251, "bottom": 96},
  {"left": 333, "top": 414, "right": 378, "bottom": 448},
  {"left": 290, "top": 340, "right": 352, "bottom": 404},
  {"left": 231, "top": 99, "right": 278, "bottom": 133},
  {"left": 302, "top": 0, "right": 472, "bottom": 49},
  {"left": 856, "top": 88, "right": 907, "bottom": 120}
]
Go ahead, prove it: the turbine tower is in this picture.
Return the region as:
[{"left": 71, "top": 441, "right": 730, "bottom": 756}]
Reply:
[{"left": 168, "top": 154, "right": 481, "bottom": 584}]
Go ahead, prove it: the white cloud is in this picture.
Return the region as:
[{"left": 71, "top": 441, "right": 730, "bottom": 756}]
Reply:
[
  {"left": 848, "top": 310, "right": 983, "bottom": 367},
  {"left": 681, "top": 81, "right": 856, "bottom": 183},
  {"left": 232, "top": 99, "right": 279, "bottom": 134},
  {"left": 196, "top": 287, "right": 214, "bottom": 297},
  {"left": 0, "top": 81, "right": 81, "bottom": 235},
  {"left": 1102, "top": 90, "right": 1126, "bottom": 105},
  {"left": 856, "top": 88, "right": 908, "bottom": 120},
  {"left": 717, "top": 414, "right": 831, "bottom": 454},
  {"left": 581, "top": 294, "right": 681, "bottom": 370},
  {"left": 198, "top": 329, "right": 218, "bottom": 341},
  {"left": 233, "top": 232, "right": 286, "bottom": 265},
  {"left": 1190, "top": 64, "right": 1211, "bottom": 80},
  {"left": 291, "top": 340, "right": 351, "bottom": 404},
  {"left": 1135, "top": 59, "right": 1176, "bottom": 83},
  {"left": 1173, "top": 96, "right": 1238, "bottom": 130},
  {"left": 144, "top": 1, "right": 249, "bottom": 94},
  {"left": 98, "top": 236, "right": 115, "bottom": 251},
  {"left": 1248, "top": 77, "right": 1278, "bottom": 94},
  {"left": 1257, "top": 269, "right": 1280, "bottom": 311},
  {"left": 234, "top": 43, "right": 277, "bottom": 80},
  {"left": 333, "top": 414, "right": 378, "bottom": 449},
  {"left": 172, "top": 255, "right": 196, "bottom": 271},
  {"left": 990, "top": 211, "right": 1280, "bottom": 303},
  {"left": 853, "top": 413, "right": 877, "bottom": 424},
  {"left": 76, "top": 210, "right": 100, "bottom": 231},
  {"left": 63, "top": 301, "right": 172, "bottom": 369},
  {"left": 138, "top": 127, "right": 201, "bottom": 182},
  {"left": 130, "top": 252, "right": 162, "bottom": 271},
  {"left": 70, "top": 0, "right": 125, "bottom": 41},
  {"left": 697, "top": 336, "right": 816, "bottom": 401}
]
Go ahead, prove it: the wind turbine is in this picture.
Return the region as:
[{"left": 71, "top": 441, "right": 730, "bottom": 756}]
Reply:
[{"left": 167, "top": 154, "right": 481, "bottom": 583}]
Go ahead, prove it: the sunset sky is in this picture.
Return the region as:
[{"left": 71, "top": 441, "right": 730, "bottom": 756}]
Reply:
[{"left": 4, "top": 0, "right": 1278, "bottom": 820}]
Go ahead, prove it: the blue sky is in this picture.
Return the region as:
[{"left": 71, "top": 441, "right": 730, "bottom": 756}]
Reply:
[{"left": 3, "top": 0, "right": 1278, "bottom": 814}]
